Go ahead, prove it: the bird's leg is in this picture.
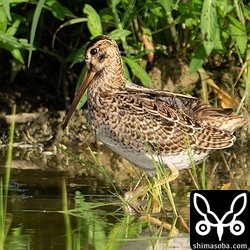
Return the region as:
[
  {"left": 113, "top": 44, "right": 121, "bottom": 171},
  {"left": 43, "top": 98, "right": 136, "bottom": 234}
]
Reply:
[
  {"left": 154, "top": 160, "right": 180, "bottom": 187},
  {"left": 123, "top": 161, "right": 179, "bottom": 214},
  {"left": 150, "top": 161, "right": 179, "bottom": 213}
]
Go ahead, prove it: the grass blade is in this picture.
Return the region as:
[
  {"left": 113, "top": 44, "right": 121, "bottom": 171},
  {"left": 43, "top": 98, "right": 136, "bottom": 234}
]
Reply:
[
  {"left": 28, "top": 0, "right": 46, "bottom": 67},
  {"left": 2, "top": 0, "right": 11, "bottom": 21},
  {"left": 0, "top": 105, "right": 16, "bottom": 249}
]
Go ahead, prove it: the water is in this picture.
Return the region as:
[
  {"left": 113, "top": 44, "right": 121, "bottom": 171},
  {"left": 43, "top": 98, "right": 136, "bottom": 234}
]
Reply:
[{"left": 0, "top": 120, "right": 249, "bottom": 250}]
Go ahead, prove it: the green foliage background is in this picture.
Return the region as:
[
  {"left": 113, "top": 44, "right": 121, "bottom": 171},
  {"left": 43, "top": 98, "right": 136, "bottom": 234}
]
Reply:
[{"left": 0, "top": 0, "right": 249, "bottom": 110}]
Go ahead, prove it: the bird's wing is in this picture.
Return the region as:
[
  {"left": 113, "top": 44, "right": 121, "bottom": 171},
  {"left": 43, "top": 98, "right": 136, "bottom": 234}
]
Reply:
[{"left": 114, "top": 88, "right": 236, "bottom": 153}]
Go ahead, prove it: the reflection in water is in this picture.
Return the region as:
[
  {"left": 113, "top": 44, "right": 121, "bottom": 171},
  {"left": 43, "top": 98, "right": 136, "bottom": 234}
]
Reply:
[{"left": 2, "top": 176, "right": 180, "bottom": 249}]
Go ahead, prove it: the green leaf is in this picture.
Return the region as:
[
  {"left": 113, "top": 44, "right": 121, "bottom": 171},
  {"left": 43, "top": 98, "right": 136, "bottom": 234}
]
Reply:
[
  {"left": 107, "top": 0, "right": 121, "bottom": 8},
  {"left": 2, "top": 0, "right": 11, "bottom": 21},
  {"left": 0, "top": 7, "right": 8, "bottom": 32},
  {"left": 243, "top": 4, "right": 250, "bottom": 19},
  {"left": 217, "top": 0, "right": 233, "bottom": 18},
  {"left": 10, "top": 47, "right": 24, "bottom": 63},
  {"left": 245, "top": 48, "right": 250, "bottom": 102},
  {"left": 45, "top": 0, "right": 76, "bottom": 20},
  {"left": 228, "top": 15, "right": 247, "bottom": 55},
  {"left": 1, "top": 42, "right": 24, "bottom": 63},
  {"left": 123, "top": 57, "right": 152, "bottom": 88},
  {"left": 0, "top": 30, "right": 31, "bottom": 50},
  {"left": 108, "top": 29, "right": 131, "bottom": 40},
  {"left": 28, "top": 0, "right": 46, "bottom": 67},
  {"left": 189, "top": 42, "right": 213, "bottom": 75},
  {"left": 200, "top": 0, "right": 218, "bottom": 41},
  {"left": 83, "top": 4, "right": 102, "bottom": 37},
  {"left": 68, "top": 43, "right": 88, "bottom": 68},
  {"left": 159, "top": 0, "right": 173, "bottom": 13},
  {"left": 6, "top": 19, "right": 21, "bottom": 36},
  {"left": 122, "top": 60, "right": 131, "bottom": 82},
  {"left": 146, "top": 3, "right": 164, "bottom": 18}
]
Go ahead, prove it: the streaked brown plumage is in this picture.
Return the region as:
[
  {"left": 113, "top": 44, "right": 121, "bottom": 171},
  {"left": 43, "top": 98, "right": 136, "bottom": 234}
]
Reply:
[{"left": 63, "top": 35, "right": 247, "bottom": 177}]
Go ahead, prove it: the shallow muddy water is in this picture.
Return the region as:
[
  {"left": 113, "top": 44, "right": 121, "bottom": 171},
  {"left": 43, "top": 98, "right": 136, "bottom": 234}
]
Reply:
[{"left": 0, "top": 114, "right": 249, "bottom": 250}]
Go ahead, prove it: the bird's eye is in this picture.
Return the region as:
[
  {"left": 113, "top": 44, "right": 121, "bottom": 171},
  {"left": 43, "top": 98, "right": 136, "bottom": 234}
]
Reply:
[{"left": 90, "top": 48, "right": 97, "bottom": 55}]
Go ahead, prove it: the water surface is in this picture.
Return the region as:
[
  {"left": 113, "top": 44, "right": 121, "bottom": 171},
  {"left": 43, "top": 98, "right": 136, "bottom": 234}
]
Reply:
[{"left": 0, "top": 120, "right": 249, "bottom": 250}]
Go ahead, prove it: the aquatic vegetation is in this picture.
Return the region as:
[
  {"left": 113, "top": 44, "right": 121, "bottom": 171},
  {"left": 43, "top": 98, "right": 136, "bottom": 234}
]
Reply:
[{"left": 0, "top": 106, "right": 16, "bottom": 249}]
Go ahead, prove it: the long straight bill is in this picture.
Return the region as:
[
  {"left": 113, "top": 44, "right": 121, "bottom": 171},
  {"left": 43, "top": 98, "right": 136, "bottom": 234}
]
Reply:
[{"left": 62, "top": 70, "right": 95, "bottom": 129}]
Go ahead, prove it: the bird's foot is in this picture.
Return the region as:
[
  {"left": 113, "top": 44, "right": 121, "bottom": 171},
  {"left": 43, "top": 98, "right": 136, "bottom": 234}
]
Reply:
[
  {"left": 123, "top": 186, "right": 147, "bottom": 214},
  {"left": 123, "top": 162, "right": 179, "bottom": 214}
]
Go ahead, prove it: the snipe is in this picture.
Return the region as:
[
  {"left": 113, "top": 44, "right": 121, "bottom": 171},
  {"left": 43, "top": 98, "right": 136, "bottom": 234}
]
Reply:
[{"left": 63, "top": 35, "right": 246, "bottom": 181}]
